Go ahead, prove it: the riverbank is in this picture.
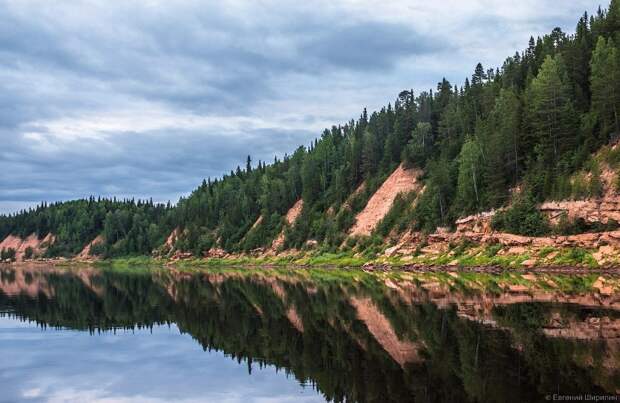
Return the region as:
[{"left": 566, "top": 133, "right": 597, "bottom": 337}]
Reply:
[
  {"left": 6, "top": 243, "right": 620, "bottom": 275},
  {"left": 4, "top": 259, "right": 620, "bottom": 296},
  {"left": 4, "top": 257, "right": 620, "bottom": 299},
  {"left": 135, "top": 243, "right": 616, "bottom": 270}
]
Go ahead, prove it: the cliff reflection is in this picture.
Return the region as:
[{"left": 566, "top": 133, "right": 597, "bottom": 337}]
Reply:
[{"left": 1, "top": 265, "right": 619, "bottom": 402}]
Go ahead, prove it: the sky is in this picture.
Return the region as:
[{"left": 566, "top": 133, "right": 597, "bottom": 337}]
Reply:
[
  {"left": 0, "top": 0, "right": 603, "bottom": 214},
  {"left": 0, "top": 318, "right": 324, "bottom": 402}
]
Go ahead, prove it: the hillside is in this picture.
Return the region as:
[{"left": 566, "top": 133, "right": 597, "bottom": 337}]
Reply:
[{"left": 1, "top": 2, "right": 620, "bottom": 263}]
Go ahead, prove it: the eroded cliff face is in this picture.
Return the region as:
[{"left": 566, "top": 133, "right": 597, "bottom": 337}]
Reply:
[
  {"left": 350, "top": 164, "right": 422, "bottom": 237},
  {"left": 76, "top": 235, "right": 104, "bottom": 260},
  {"left": 537, "top": 162, "right": 619, "bottom": 222},
  {"left": 0, "top": 233, "right": 55, "bottom": 262},
  {"left": 271, "top": 199, "right": 304, "bottom": 251},
  {"left": 541, "top": 198, "right": 620, "bottom": 225},
  {"left": 147, "top": 159, "right": 620, "bottom": 263},
  {"left": 382, "top": 172, "right": 620, "bottom": 265},
  {"left": 373, "top": 145, "right": 620, "bottom": 263}
]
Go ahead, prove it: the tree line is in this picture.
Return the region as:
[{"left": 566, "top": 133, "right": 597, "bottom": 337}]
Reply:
[
  {"left": 1, "top": 1, "right": 620, "bottom": 257},
  {"left": 0, "top": 197, "right": 175, "bottom": 258}
]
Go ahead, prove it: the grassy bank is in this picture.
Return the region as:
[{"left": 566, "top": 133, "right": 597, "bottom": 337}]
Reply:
[{"left": 92, "top": 244, "right": 608, "bottom": 271}]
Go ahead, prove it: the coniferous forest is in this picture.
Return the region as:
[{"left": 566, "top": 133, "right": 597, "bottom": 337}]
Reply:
[{"left": 2, "top": 2, "right": 620, "bottom": 258}]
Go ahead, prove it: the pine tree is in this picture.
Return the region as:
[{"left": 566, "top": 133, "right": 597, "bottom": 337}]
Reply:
[
  {"left": 482, "top": 89, "right": 522, "bottom": 207},
  {"left": 528, "top": 55, "right": 578, "bottom": 165},
  {"left": 591, "top": 37, "right": 620, "bottom": 135},
  {"left": 403, "top": 122, "right": 432, "bottom": 167},
  {"left": 361, "top": 129, "right": 379, "bottom": 178}
]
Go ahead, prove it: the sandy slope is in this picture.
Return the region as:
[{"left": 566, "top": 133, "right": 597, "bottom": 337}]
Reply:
[
  {"left": 271, "top": 199, "right": 304, "bottom": 250},
  {"left": 77, "top": 235, "right": 104, "bottom": 259},
  {"left": 349, "top": 164, "right": 422, "bottom": 236},
  {"left": 0, "top": 233, "right": 55, "bottom": 261}
]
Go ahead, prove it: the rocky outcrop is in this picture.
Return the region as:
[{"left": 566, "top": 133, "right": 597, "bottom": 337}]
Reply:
[
  {"left": 540, "top": 197, "right": 620, "bottom": 225},
  {"left": 455, "top": 211, "right": 497, "bottom": 233},
  {"left": 539, "top": 161, "right": 620, "bottom": 225},
  {"left": 388, "top": 188, "right": 620, "bottom": 259},
  {"left": 431, "top": 230, "right": 614, "bottom": 248},
  {"left": 0, "top": 233, "right": 55, "bottom": 261},
  {"left": 350, "top": 164, "right": 422, "bottom": 236}
]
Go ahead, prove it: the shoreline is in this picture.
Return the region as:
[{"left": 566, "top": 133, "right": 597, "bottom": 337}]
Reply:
[
  {"left": 5, "top": 256, "right": 620, "bottom": 276},
  {"left": 4, "top": 258, "right": 620, "bottom": 299}
]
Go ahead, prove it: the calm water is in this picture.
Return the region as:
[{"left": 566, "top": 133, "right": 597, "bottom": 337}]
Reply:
[{"left": 0, "top": 266, "right": 619, "bottom": 402}]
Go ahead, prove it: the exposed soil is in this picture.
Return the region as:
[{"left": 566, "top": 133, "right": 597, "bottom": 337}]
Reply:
[
  {"left": 350, "top": 164, "right": 422, "bottom": 236},
  {"left": 285, "top": 199, "right": 304, "bottom": 225},
  {"left": 165, "top": 228, "right": 180, "bottom": 248},
  {"left": 250, "top": 215, "right": 263, "bottom": 230},
  {"left": 271, "top": 199, "right": 304, "bottom": 250},
  {"left": 77, "top": 235, "right": 104, "bottom": 260},
  {"left": 0, "top": 233, "right": 55, "bottom": 261}
]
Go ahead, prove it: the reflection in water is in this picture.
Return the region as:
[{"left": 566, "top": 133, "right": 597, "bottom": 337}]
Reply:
[{"left": 0, "top": 265, "right": 619, "bottom": 402}]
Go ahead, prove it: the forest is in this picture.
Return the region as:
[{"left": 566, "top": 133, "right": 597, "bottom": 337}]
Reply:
[{"left": 1, "top": 1, "right": 620, "bottom": 258}]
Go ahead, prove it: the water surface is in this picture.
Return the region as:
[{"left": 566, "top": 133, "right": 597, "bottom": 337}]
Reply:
[{"left": 1, "top": 265, "right": 619, "bottom": 402}]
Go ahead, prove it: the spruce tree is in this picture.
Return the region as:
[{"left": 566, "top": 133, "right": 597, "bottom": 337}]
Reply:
[
  {"left": 591, "top": 37, "right": 620, "bottom": 135},
  {"left": 528, "top": 55, "right": 578, "bottom": 166}
]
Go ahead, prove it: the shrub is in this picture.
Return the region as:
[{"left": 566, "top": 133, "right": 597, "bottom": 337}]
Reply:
[
  {"left": 485, "top": 244, "right": 503, "bottom": 257},
  {"left": 1, "top": 248, "right": 16, "bottom": 262},
  {"left": 24, "top": 246, "right": 34, "bottom": 259},
  {"left": 492, "top": 194, "right": 549, "bottom": 236},
  {"left": 552, "top": 213, "right": 619, "bottom": 235}
]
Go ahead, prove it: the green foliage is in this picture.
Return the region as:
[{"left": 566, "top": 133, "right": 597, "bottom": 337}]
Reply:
[
  {"left": 591, "top": 36, "right": 620, "bottom": 136},
  {"left": 553, "top": 213, "right": 619, "bottom": 235},
  {"left": 528, "top": 55, "right": 579, "bottom": 166},
  {"left": 402, "top": 122, "right": 432, "bottom": 167},
  {"left": 485, "top": 244, "right": 503, "bottom": 257},
  {"left": 455, "top": 137, "right": 484, "bottom": 214},
  {"left": 0, "top": 198, "right": 174, "bottom": 258},
  {"left": 0, "top": 248, "right": 16, "bottom": 261},
  {"left": 492, "top": 194, "right": 549, "bottom": 236},
  {"left": 412, "top": 158, "right": 456, "bottom": 232},
  {"left": 374, "top": 191, "right": 417, "bottom": 237},
  {"left": 2, "top": 3, "right": 620, "bottom": 254},
  {"left": 553, "top": 248, "right": 598, "bottom": 267}
]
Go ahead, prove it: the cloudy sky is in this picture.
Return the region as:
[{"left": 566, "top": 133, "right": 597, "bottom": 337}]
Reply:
[{"left": 0, "top": 0, "right": 601, "bottom": 214}]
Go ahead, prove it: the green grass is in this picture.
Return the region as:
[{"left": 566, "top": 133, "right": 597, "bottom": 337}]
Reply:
[
  {"left": 553, "top": 248, "right": 598, "bottom": 268},
  {"left": 95, "top": 256, "right": 161, "bottom": 268},
  {"left": 87, "top": 244, "right": 604, "bottom": 272},
  {"left": 57, "top": 254, "right": 617, "bottom": 297}
]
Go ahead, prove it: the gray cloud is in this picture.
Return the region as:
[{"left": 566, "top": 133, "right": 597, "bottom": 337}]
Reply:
[
  {"left": 0, "top": 0, "right": 601, "bottom": 213},
  {"left": 300, "top": 21, "right": 444, "bottom": 71}
]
